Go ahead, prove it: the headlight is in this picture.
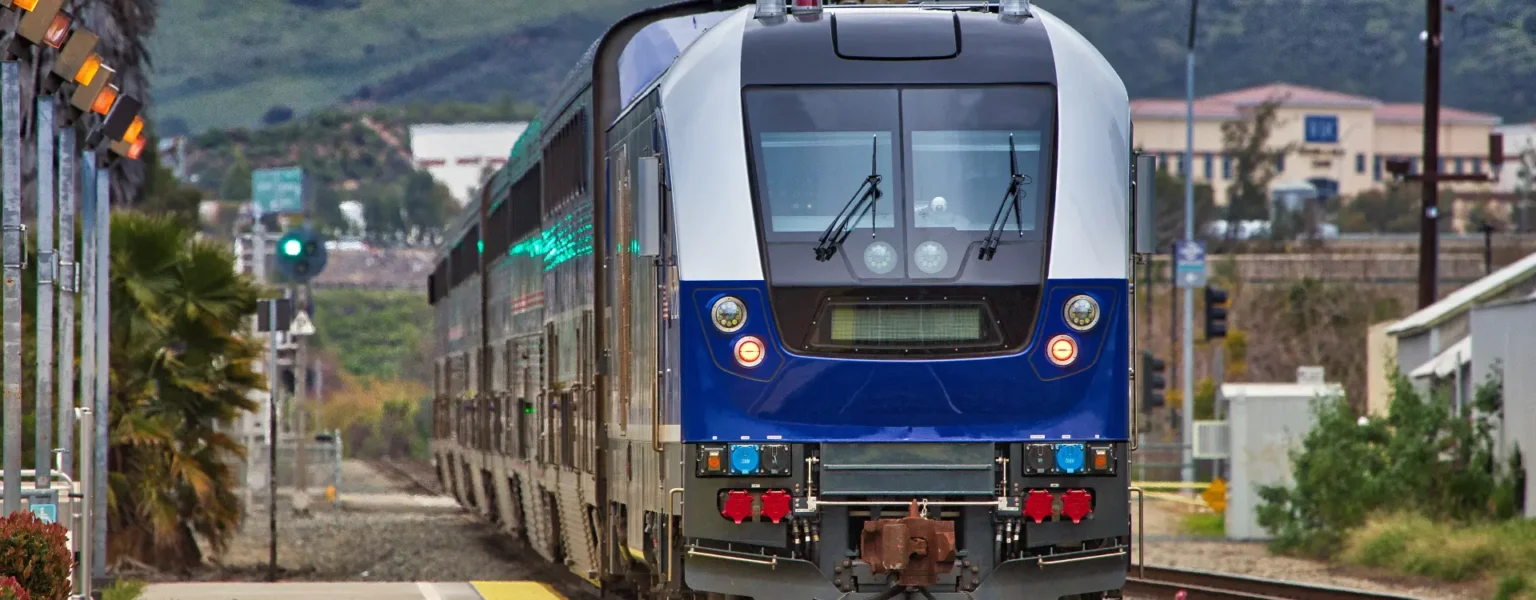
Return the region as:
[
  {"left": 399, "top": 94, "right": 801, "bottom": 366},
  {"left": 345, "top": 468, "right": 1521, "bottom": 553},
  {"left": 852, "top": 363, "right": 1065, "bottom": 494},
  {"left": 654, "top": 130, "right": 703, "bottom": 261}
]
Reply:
[
  {"left": 711, "top": 296, "right": 746, "bottom": 333},
  {"left": 1064, "top": 294, "right": 1099, "bottom": 331}
]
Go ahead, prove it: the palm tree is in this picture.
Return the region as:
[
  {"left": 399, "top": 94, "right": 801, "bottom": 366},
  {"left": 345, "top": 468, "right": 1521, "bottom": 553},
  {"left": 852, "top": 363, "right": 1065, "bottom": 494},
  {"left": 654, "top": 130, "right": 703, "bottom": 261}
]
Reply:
[{"left": 104, "top": 210, "right": 262, "bottom": 571}]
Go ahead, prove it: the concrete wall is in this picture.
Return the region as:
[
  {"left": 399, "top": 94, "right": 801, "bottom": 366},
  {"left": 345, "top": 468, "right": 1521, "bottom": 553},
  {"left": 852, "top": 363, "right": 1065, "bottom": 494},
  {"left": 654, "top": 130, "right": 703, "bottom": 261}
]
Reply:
[
  {"left": 1366, "top": 321, "right": 1397, "bottom": 417},
  {"left": 1470, "top": 297, "right": 1536, "bottom": 517}
]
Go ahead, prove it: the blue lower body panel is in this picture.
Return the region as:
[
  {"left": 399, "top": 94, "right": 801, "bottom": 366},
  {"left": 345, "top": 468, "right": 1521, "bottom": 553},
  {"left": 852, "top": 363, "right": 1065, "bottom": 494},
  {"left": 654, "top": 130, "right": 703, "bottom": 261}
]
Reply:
[{"left": 678, "top": 279, "right": 1130, "bottom": 443}]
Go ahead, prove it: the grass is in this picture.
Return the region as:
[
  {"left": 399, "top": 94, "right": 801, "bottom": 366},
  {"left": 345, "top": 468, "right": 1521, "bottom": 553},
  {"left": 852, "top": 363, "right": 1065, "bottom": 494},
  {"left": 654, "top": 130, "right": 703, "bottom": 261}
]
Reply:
[
  {"left": 1180, "top": 512, "right": 1226, "bottom": 538},
  {"left": 1340, "top": 513, "right": 1536, "bottom": 590}
]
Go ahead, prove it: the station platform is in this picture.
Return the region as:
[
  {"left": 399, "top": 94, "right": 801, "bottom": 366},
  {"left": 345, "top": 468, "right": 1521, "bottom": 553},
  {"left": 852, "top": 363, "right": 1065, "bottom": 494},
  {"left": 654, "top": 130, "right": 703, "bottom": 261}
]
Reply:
[{"left": 141, "top": 581, "right": 567, "bottom": 600}]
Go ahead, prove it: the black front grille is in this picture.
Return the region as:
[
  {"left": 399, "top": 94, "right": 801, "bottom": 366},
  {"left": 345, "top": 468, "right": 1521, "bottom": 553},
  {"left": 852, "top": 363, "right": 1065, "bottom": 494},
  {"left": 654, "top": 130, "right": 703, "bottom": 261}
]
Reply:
[{"left": 769, "top": 285, "right": 1040, "bottom": 358}]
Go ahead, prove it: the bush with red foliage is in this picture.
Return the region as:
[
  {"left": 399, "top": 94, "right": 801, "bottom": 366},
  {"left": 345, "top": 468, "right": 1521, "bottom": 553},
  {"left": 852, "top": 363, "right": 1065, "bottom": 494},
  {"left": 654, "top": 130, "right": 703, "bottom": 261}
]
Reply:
[
  {"left": 0, "top": 511, "right": 72, "bottom": 600},
  {"left": 0, "top": 576, "right": 29, "bottom": 600}
]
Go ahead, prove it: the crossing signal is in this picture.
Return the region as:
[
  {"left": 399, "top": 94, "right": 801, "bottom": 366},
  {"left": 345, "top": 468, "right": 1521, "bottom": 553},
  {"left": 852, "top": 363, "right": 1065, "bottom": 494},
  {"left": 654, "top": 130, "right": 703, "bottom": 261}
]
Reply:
[
  {"left": 274, "top": 225, "right": 328, "bottom": 283},
  {"left": 1140, "top": 350, "right": 1166, "bottom": 412},
  {"left": 1204, "top": 286, "right": 1229, "bottom": 340}
]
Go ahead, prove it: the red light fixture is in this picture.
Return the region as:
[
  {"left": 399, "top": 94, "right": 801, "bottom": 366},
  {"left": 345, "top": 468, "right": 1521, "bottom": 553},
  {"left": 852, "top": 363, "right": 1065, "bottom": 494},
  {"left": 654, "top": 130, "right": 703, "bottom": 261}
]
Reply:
[
  {"left": 1045, "top": 334, "right": 1078, "bottom": 366},
  {"left": 721, "top": 490, "right": 755, "bottom": 524},
  {"left": 1061, "top": 489, "right": 1093, "bottom": 524},
  {"left": 760, "top": 490, "right": 792, "bottom": 524},
  {"left": 734, "top": 336, "right": 765, "bottom": 368},
  {"left": 1023, "top": 489, "right": 1054, "bottom": 524}
]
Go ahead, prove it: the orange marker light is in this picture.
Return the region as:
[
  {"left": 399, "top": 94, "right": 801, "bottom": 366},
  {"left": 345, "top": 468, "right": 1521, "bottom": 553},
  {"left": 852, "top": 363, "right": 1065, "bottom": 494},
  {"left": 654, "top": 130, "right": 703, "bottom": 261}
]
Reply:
[
  {"left": 74, "top": 53, "right": 101, "bottom": 85},
  {"left": 42, "top": 13, "right": 70, "bottom": 48},
  {"left": 124, "top": 116, "right": 145, "bottom": 144},
  {"left": 13, "top": 0, "right": 39, "bottom": 11},
  {"left": 1045, "top": 334, "right": 1078, "bottom": 366},
  {"left": 127, "top": 136, "right": 146, "bottom": 161},
  {"left": 734, "top": 336, "right": 765, "bottom": 368},
  {"left": 91, "top": 85, "right": 116, "bottom": 116}
]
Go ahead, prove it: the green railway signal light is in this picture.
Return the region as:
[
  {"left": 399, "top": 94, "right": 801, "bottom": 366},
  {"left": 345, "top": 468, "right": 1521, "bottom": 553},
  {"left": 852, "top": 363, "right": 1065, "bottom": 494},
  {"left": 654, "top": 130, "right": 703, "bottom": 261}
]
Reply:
[{"left": 274, "top": 225, "right": 328, "bottom": 284}]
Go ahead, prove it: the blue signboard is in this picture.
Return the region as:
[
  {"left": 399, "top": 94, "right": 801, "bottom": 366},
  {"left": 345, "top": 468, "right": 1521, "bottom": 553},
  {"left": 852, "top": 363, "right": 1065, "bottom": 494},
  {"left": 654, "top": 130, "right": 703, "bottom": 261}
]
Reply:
[
  {"left": 1304, "top": 115, "right": 1339, "bottom": 144},
  {"left": 30, "top": 503, "right": 56, "bottom": 524},
  {"left": 1174, "top": 240, "right": 1207, "bottom": 289}
]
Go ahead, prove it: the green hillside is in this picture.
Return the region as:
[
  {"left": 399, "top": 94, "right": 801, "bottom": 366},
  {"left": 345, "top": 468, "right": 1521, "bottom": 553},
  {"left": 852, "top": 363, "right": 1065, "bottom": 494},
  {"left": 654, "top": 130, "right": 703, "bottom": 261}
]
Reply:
[
  {"left": 148, "top": 0, "right": 1536, "bottom": 133},
  {"left": 147, "top": 0, "right": 634, "bottom": 133}
]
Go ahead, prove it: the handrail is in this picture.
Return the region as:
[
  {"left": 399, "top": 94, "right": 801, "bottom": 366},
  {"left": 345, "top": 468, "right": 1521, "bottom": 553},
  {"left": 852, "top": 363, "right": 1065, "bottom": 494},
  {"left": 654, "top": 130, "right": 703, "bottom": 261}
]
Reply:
[
  {"left": 663, "top": 487, "right": 684, "bottom": 583},
  {"left": 1130, "top": 486, "right": 1145, "bottom": 578}
]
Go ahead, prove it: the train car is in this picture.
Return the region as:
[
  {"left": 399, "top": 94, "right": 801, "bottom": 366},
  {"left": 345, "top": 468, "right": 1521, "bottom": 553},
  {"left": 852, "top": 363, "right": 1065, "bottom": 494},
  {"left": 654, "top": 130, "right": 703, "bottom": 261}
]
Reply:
[{"left": 428, "top": 1, "right": 1156, "bottom": 598}]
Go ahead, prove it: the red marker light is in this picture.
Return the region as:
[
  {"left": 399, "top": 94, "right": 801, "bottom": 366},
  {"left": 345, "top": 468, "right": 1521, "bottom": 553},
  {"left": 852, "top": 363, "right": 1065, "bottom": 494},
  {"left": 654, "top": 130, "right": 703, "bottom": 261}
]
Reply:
[
  {"left": 1046, "top": 334, "right": 1078, "bottom": 366},
  {"left": 735, "top": 336, "right": 765, "bottom": 368}
]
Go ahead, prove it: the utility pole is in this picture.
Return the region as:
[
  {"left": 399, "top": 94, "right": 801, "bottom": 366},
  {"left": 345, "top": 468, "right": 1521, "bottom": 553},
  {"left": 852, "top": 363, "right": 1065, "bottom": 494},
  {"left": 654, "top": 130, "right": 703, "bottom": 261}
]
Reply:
[
  {"left": 57, "top": 125, "right": 77, "bottom": 478},
  {"left": 2, "top": 59, "right": 22, "bottom": 516},
  {"left": 1181, "top": 0, "right": 1200, "bottom": 489},
  {"left": 247, "top": 203, "right": 267, "bottom": 514},
  {"left": 1418, "top": 0, "right": 1443, "bottom": 310},
  {"left": 79, "top": 149, "right": 97, "bottom": 505},
  {"left": 267, "top": 298, "right": 280, "bottom": 582}
]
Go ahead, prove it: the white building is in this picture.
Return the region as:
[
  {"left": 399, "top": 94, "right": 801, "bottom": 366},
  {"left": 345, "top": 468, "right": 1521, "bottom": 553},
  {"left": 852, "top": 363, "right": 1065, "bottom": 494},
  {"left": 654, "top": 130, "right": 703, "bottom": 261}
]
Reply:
[
  {"left": 1495, "top": 122, "right": 1536, "bottom": 194},
  {"left": 408, "top": 122, "right": 528, "bottom": 205}
]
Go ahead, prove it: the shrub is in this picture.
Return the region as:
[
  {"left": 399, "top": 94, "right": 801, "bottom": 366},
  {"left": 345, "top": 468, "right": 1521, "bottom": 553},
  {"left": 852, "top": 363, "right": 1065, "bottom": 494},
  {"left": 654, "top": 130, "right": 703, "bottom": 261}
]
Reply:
[
  {"left": 102, "top": 579, "right": 148, "bottom": 600},
  {"left": 1254, "top": 367, "right": 1520, "bottom": 557},
  {"left": 0, "top": 577, "right": 29, "bottom": 600},
  {"left": 0, "top": 511, "right": 71, "bottom": 600}
]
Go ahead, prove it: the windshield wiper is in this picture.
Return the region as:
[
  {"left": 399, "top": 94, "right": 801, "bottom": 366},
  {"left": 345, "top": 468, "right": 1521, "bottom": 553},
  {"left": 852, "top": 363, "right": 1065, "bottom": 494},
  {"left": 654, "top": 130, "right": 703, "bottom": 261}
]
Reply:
[
  {"left": 813, "top": 135, "right": 883, "bottom": 262},
  {"left": 978, "top": 134, "right": 1033, "bottom": 261}
]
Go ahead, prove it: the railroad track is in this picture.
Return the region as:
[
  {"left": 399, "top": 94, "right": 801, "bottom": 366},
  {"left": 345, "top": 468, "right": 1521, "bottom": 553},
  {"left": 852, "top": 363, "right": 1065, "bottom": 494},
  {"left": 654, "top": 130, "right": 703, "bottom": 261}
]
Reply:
[
  {"left": 1124, "top": 566, "right": 1421, "bottom": 600},
  {"left": 368, "top": 457, "right": 444, "bottom": 496}
]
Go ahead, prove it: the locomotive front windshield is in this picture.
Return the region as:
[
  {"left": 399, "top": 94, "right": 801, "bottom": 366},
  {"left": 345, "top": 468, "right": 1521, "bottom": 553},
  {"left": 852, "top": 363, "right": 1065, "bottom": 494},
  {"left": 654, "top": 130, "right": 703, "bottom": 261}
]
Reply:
[{"left": 744, "top": 85, "right": 1056, "bottom": 287}]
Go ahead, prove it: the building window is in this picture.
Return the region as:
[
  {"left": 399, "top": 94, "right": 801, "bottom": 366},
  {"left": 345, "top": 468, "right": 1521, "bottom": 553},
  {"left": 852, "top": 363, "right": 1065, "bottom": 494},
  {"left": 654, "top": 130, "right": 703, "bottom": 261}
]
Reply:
[
  {"left": 1176, "top": 155, "right": 1185, "bottom": 177},
  {"left": 1472, "top": 157, "right": 1482, "bottom": 174},
  {"left": 1203, "top": 153, "right": 1214, "bottom": 180},
  {"left": 1373, "top": 156, "right": 1383, "bottom": 181},
  {"left": 1410, "top": 158, "right": 1419, "bottom": 175},
  {"left": 1454, "top": 157, "right": 1464, "bottom": 174},
  {"left": 1275, "top": 154, "right": 1285, "bottom": 172},
  {"left": 1222, "top": 155, "right": 1232, "bottom": 179},
  {"left": 1158, "top": 153, "right": 1168, "bottom": 172},
  {"left": 1356, "top": 154, "right": 1366, "bottom": 174}
]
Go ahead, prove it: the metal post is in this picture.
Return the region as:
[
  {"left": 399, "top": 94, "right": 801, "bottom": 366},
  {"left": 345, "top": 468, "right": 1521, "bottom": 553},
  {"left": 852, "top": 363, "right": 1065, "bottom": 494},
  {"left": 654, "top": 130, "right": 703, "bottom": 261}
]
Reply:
[
  {"left": 35, "top": 96, "right": 56, "bottom": 489},
  {"left": 2, "top": 60, "right": 22, "bottom": 517},
  {"left": 57, "top": 130, "right": 77, "bottom": 478},
  {"left": 294, "top": 284, "right": 309, "bottom": 516},
  {"left": 249, "top": 206, "right": 266, "bottom": 514},
  {"left": 1181, "top": 0, "right": 1199, "bottom": 489},
  {"left": 76, "top": 407, "right": 93, "bottom": 600},
  {"left": 79, "top": 152, "right": 96, "bottom": 508},
  {"left": 267, "top": 298, "right": 279, "bottom": 582},
  {"left": 93, "top": 163, "right": 109, "bottom": 577},
  {"left": 1418, "top": 0, "right": 1442, "bottom": 309}
]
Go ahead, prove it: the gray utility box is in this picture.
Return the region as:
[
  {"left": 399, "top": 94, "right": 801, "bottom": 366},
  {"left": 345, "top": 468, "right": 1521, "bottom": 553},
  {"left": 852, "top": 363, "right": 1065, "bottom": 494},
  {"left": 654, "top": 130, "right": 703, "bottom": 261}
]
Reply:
[{"left": 1220, "top": 377, "right": 1342, "bottom": 541}]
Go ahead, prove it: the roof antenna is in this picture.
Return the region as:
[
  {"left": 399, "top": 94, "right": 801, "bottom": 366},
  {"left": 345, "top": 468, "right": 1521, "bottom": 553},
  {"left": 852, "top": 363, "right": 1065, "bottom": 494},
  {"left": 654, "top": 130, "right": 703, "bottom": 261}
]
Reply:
[{"left": 1000, "top": 0, "right": 1031, "bottom": 18}]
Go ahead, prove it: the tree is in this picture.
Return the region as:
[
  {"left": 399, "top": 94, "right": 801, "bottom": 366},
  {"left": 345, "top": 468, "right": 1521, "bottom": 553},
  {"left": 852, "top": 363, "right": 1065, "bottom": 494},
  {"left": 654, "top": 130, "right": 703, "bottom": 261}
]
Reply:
[
  {"left": 220, "top": 150, "right": 253, "bottom": 202},
  {"left": 106, "top": 211, "right": 263, "bottom": 572},
  {"left": 1514, "top": 145, "right": 1536, "bottom": 232},
  {"left": 1220, "top": 99, "right": 1293, "bottom": 226},
  {"left": 1148, "top": 166, "right": 1218, "bottom": 248},
  {"left": 1335, "top": 184, "right": 1421, "bottom": 234},
  {"left": 135, "top": 127, "right": 204, "bottom": 227}
]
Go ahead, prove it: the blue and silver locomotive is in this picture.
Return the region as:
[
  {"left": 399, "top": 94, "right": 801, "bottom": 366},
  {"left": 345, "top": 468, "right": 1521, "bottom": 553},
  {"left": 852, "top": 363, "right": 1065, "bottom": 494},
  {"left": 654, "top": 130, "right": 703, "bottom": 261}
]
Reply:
[{"left": 430, "top": 1, "right": 1153, "bottom": 598}]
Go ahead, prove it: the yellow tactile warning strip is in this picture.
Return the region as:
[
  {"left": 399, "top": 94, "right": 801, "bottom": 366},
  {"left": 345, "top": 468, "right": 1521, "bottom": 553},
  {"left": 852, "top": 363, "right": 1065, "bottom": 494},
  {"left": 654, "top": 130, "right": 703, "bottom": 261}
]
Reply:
[{"left": 470, "top": 582, "right": 567, "bottom": 600}]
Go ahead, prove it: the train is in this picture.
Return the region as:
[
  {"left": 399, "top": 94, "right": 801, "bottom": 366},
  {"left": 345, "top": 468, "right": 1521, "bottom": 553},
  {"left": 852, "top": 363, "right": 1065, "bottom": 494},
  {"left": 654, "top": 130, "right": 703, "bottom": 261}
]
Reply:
[{"left": 428, "top": 1, "right": 1155, "bottom": 598}]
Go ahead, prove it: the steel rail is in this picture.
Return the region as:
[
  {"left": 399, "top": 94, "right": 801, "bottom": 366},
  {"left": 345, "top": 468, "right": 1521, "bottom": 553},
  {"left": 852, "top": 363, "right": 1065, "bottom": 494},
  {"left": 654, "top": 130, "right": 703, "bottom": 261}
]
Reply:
[{"left": 1125, "top": 566, "right": 1422, "bottom": 600}]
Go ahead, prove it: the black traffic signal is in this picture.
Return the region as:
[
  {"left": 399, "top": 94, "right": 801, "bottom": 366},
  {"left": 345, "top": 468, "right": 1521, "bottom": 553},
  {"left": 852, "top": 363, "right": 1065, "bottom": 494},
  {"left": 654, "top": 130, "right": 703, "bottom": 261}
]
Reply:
[
  {"left": 1140, "top": 350, "right": 1166, "bottom": 412},
  {"left": 275, "top": 225, "right": 328, "bottom": 283},
  {"left": 1204, "top": 285, "right": 1229, "bottom": 340}
]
